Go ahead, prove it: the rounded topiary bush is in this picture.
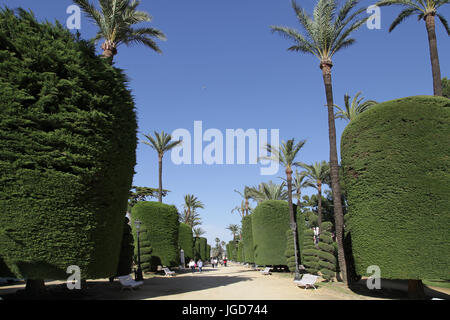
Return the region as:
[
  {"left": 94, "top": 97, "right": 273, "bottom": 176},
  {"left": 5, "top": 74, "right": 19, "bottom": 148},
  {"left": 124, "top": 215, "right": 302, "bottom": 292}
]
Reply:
[
  {"left": 317, "top": 222, "right": 336, "bottom": 281},
  {"left": 341, "top": 95, "right": 450, "bottom": 280},
  {"left": 242, "top": 215, "right": 255, "bottom": 263},
  {"left": 302, "top": 229, "right": 319, "bottom": 274},
  {"left": 131, "top": 202, "right": 179, "bottom": 269},
  {"left": 0, "top": 9, "right": 137, "bottom": 280},
  {"left": 252, "top": 200, "right": 291, "bottom": 266},
  {"left": 178, "top": 223, "right": 194, "bottom": 263}
]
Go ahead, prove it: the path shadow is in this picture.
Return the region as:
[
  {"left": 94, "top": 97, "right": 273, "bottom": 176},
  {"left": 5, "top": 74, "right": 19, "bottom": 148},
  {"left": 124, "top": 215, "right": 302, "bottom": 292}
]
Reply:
[
  {"left": 348, "top": 279, "right": 450, "bottom": 300},
  {"left": 0, "top": 274, "right": 254, "bottom": 300}
]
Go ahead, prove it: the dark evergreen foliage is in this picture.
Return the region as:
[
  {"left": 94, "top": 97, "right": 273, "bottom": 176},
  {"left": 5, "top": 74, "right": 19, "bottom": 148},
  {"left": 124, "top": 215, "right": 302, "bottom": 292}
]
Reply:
[
  {"left": 0, "top": 8, "right": 137, "bottom": 279},
  {"left": 341, "top": 96, "right": 450, "bottom": 280},
  {"left": 131, "top": 202, "right": 179, "bottom": 270}
]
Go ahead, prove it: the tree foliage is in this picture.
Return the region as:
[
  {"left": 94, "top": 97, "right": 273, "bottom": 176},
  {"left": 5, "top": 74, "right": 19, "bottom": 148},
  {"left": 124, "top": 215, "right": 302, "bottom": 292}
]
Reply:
[
  {"left": 341, "top": 95, "right": 450, "bottom": 280},
  {"left": 0, "top": 8, "right": 137, "bottom": 279}
]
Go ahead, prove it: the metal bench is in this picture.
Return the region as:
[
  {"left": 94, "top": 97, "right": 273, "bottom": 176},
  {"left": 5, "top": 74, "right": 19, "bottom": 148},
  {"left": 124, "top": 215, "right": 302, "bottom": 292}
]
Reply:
[
  {"left": 260, "top": 267, "right": 272, "bottom": 275},
  {"left": 294, "top": 274, "right": 318, "bottom": 290},
  {"left": 163, "top": 267, "right": 176, "bottom": 277},
  {"left": 117, "top": 275, "right": 144, "bottom": 291}
]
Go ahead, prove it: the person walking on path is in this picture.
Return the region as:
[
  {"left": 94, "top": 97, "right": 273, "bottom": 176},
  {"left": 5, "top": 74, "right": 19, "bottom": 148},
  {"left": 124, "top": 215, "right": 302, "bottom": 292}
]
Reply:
[
  {"left": 223, "top": 257, "right": 227, "bottom": 267},
  {"left": 188, "top": 259, "right": 196, "bottom": 273},
  {"left": 211, "top": 258, "right": 215, "bottom": 268},
  {"left": 197, "top": 259, "right": 203, "bottom": 272}
]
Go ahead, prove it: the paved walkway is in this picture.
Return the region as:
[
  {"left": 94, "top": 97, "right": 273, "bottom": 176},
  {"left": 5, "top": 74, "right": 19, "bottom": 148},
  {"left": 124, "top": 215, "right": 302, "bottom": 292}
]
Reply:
[{"left": 1, "top": 263, "right": 448, "bottom": 300}]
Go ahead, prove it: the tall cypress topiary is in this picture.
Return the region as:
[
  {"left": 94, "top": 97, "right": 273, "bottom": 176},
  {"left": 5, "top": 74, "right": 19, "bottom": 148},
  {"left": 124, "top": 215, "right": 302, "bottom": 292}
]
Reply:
[
  {"left": 242, "top": 215, "right": 255, "bottom": 263},
  {"left": 0, "top": 9, "right": 137, "bottom": 286},
  {"left": 206, "top": 244, "right": 211, "bottom": 261},
  {"left": 199, "top": 237, "right": 207, "bottom": 261},
  {"left": 194, "top": 238, "right": 201, "bottom": 260},
  {"left": 115, "top": 218, "right": 135, "bottom": 277},
  {"left": 341, "top": 96, "right": 450, "bottom": 296},
  {"left": 178, "top": 223, "right": 194, "bottom": 263},
  {"left": 138, "top": 226, "right": 153, "bottom": 272},
  {"left": 284, "top": 230, "right": 296, "bottom": 272},
  {"left": 237, "top": 241, "right": 244, "bottom": 262},
  {"left": 302, "top": 230, "right": 320, "bottom": 274},
  {"left": 131, "top": 202, "right": 179, "bottom": 270},
  {"left": 252, "top": 200, "right": 290, "bottom": 266},
  {"left": 317, "top": 222, "right": 336, "bottom": 281}
]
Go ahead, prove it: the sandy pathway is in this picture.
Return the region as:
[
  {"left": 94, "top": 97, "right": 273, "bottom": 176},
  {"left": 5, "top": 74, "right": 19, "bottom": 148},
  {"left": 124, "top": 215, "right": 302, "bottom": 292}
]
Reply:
[{"left": 3, "top": 263, "right": 447, "bottom": 300}]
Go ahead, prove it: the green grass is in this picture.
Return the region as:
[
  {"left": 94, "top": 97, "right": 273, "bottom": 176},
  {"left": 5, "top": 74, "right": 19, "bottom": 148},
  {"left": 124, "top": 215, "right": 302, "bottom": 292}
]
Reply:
[{"left": 423, "top": 280, "right": 450, "bottom": 289}]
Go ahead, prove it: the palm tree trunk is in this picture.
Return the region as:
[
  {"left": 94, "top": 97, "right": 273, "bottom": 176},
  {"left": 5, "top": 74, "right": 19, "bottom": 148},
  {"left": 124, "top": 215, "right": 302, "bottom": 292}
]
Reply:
[
  {"left": 25, "top": 279, "right": 46, "bottom": 295},
  {"left": 424, "top": 14, "right": 442, "bottom": 96},
  {"left": 101, "top": 40, "right": 117, "bottom": 61},
  {"left": 286, "top": 169, "right": 301, "bottom": 280},
  {"left": 317, "top": 183, "right": 323, "bottom": 234},
  {"left": 321, "top": 61, "right": 348, "bottom": 284},
  {"left": 158, "top": 155, "right": 163, "bottom": 203},
  {"left": 408, "top": 280, "right": 426, "bottom": 299}
]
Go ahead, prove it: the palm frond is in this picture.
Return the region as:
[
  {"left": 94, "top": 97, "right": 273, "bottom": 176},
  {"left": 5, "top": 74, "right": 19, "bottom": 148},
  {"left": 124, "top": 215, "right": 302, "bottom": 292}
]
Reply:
[
  {"left": 388, "top": 7, "right": 418, "bottom": 32},
  {"left": 437, "top": 13, "right": 450, "bottom": 35}
]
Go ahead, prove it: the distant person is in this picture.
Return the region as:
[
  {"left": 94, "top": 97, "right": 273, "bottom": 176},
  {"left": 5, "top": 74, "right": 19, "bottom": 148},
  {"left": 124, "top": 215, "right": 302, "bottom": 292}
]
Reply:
[
  {"left": 223, "top": 257, "right": 227, "bottom": 267},
  {"left": 211, "top": 258, "right": 215, "bottom": 268},
  {"left": 188, "top": 259, "right": 195, "bottom": 273},
  {"left": 197, "top": 259, "right": 203, "bottom": 272}
]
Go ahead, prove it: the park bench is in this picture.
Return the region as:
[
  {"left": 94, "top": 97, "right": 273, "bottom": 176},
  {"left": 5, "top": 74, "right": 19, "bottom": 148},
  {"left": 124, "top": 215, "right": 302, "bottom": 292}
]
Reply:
[
  {"left": 294, "top": 274, "right": 318, "bottom": 290},
  {"left": 117, "top": 275, "right": 144, "bottom": 291},
  {"left": 163, "top": 267, "right": 176, "bottom": 277},
  {"left": 260, "top": 267, "right": 272, "bottom": 275}
]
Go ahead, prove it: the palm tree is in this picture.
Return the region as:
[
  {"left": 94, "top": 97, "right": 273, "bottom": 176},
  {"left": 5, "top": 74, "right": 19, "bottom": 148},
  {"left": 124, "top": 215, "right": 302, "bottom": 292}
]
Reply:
[
  {"left": 271, "top": 0, "right": 369, "bottom": 284},
  {"left": 181, "top": 194, "right": 204, "bottom": 228},
  {"left": 376, "top": 0, "right": 449, "bottom": 96},
  {"left": 260, "top": 139, "right": 307, "bottom": 280},
  {"left": 141, "top": 131, "right": 182, "bottom": 202},
  {"left": 234, "top": 187, "right": 252, "bottom": 216},
  {"left": 193, "top": 227, "right": 206, "bottom": 238},
  {"left": 334, "top": 92, "right": 378, "bottom": 122},
  {"left": 292, "top": 170, "right": 311, "bottom": 208},
  {"left": 226, "top": 224, "right": 240, "bottom": 241},
  {"left": 74, "top": 0, "right": 166, "bottom": 61},
  {"left": 231, "top": 201, "right": 246, "bottom": 219},
  {"left": 247, "top": 181, "right": 289, "bottom": 203},
  {"left": 300, "top": 161, "right": 331, "bottom": 234}
]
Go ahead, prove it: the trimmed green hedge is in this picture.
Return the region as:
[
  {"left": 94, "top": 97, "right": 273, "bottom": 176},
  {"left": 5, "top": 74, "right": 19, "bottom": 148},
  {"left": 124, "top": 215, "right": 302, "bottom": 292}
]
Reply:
[
  {"left": 137, "top": 226, "right": 153, "bottom": 272},
  {"left": 237, "top": 241, "right": 244, "bottom": 262},
  {"left": 131, "top": 202, "right": 179, "bottom": 269},
  {"left": 284, "top": 230, "right": 296, "bottom": 272},
  {"left": 178, "top": 223, "right": 194, "bottom": 263},
  {"left": 242, "top": 215, "right": 255, "bottom": 263},
  {"left": 252, "top": 200, "right": 291, "bottom": 266},
  {"left": 115, "top": 218, "right": 134, "bottom": 277},
  {"left": 199, "top": 237, "right": 207, "bottom": 261},
  {"left": 0, "top": 9, "right": 137, "bottom": 280},
  {"left": 227, "top": 240, "right": 237, "bottom": 260},
  {"left": 206, "top": 244, "right": 211, "bottom": 260},
  {"left": 341, "top": 95, "right": 450, "bottom": 280},
  {"left": 302, "top": 230, "right": 319, "bottom": 274},
  {"left": 194, "top": 237, "right": 207, "bottom": 261}
]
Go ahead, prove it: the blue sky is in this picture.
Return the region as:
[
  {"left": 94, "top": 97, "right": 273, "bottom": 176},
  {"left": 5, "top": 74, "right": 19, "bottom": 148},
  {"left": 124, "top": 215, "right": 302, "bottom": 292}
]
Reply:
[{"left": 3, "top": 0, "right": 449, "bottom": 245}]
